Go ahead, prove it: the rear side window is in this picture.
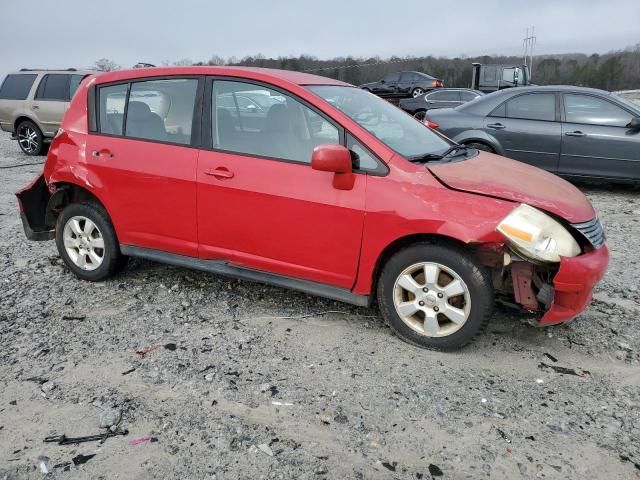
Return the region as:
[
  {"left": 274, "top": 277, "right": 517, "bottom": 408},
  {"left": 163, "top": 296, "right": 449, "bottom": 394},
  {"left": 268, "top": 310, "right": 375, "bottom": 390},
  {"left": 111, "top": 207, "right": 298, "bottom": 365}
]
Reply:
[
  {"left": 0, "top": 74, "right": 37, "bottom": 100},
  {"left": 564, "top": 94, "right": 633, "bottom": 127},
  {"left": 505, "top": 93, "right": 555, "bottom": 121},
  {"left": 97, "top": 79, "right": 198, "bottom": 144},
  {"left": 125, "top": 79, "right": 198, "bottom": 144},
  {"left": 429, "top": 91, "right": 460, "bottom": 101},
  {"left": 98, "top": 84, "right": 128, "bottom": 135},
  {"left": 460, "top": 91, "right": 479, "bottom": 101}
]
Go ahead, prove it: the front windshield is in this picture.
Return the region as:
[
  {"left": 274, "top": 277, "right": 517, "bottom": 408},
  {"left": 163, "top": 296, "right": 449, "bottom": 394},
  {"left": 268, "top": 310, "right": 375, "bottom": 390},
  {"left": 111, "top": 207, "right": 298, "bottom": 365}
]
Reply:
[{"left": 307, "top": 85, "right": 451, "bottom": 158}]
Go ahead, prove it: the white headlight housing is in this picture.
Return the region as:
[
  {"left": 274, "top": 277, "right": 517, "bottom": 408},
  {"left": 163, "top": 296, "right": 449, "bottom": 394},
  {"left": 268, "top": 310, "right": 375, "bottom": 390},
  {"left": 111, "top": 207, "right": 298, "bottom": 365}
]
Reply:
[{"left": 497, "top": 204, "right": 581, "bottom": 263}]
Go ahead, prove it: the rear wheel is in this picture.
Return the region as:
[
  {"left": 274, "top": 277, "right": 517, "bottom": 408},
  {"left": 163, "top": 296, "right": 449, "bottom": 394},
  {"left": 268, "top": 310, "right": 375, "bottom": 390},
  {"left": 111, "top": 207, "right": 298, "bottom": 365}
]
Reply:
[
  {"left": 377, "top": 243, "right": 493, "bottom": 350},
  {"left": 16, "top": 120, "right": 44, "bottom": 156},
  {"left": 466, "top": 142, "right": 495, "bottom": 153},
  {"left": 56, "top": 203, "right": 124, "bottom": 281},
  {"left": 411, "top": 88, "right": 425, "bottom": 98}
]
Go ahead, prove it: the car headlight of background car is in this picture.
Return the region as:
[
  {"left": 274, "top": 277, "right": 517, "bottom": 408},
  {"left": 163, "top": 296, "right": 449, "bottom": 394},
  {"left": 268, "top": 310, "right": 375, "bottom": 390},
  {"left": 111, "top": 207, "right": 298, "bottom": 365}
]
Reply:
[{"left": 497, "top": 204, "right": 581, "bottom": 263}]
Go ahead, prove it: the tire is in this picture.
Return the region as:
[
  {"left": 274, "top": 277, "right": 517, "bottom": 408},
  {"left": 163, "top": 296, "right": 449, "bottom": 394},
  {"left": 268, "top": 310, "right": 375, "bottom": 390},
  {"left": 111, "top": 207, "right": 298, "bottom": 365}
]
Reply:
[
  {"left": 16, "top": 120, "right": 44, "bottom": 156},
  {"left": 466, "top": 142, "right": 495, "bottom": 153},
  {"left": 411, "top": 88, "right": 425, "bottom": 98},
  {"left": 55, "top": 202, "right": 124, "bottom": 281},
  {"left": 413, "top": 110, "right": 427, "bottom": 120},
  {"left": 377, "top": 242, "right": 493, "bottom": 350}
]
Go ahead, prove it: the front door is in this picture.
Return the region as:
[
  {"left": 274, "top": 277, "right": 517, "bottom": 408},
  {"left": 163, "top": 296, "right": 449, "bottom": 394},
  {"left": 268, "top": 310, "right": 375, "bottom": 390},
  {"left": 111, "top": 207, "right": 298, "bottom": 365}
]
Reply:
[
  {"left": 559, "top": 93, "right": 640, "bottom": 181},
  {"left": 86, "top": 77, "right": 201, "bottom": 256},
  {"left": 484, "top": 92, "right": 561, "bottom": 172},
  {"left": 197, "top": 79, "right": 366, "bottom": 288}
]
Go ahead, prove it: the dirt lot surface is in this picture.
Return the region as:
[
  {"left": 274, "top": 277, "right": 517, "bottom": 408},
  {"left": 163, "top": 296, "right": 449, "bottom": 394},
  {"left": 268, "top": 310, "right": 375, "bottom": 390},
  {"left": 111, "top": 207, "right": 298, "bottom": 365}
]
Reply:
[{"left": 0, "top": 133, "right": 639, "bottom": 479}]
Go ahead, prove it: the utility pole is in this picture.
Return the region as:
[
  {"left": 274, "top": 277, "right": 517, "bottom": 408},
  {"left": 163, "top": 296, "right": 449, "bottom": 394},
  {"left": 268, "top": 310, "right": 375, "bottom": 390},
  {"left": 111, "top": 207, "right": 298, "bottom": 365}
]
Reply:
[{"left": 523, "top": 26, "right": 537, "bottom": 79}]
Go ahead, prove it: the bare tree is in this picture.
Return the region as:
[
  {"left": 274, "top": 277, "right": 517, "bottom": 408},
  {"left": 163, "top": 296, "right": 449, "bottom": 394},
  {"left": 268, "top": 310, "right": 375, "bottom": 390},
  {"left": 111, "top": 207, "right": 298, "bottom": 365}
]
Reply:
[
  {"left": 93, "top": 58, "right": 120, "bottom": 72},
  {"left": 173, "top": 58, "right": 193, "bottom": 66}
]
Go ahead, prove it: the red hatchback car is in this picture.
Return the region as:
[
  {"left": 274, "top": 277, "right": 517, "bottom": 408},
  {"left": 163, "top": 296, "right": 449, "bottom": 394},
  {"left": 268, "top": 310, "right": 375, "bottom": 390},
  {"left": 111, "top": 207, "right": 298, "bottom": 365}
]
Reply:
[{"left": 16, "top": 67, "right": 609, "bottom": 349}]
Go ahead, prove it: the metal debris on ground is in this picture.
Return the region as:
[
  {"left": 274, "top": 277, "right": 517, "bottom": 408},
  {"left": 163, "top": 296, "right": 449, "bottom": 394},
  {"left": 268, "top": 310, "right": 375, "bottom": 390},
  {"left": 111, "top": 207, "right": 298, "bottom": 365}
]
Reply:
[
  {"left": 538, "top": 362, "right": 590, "bottom": 377},
  {"left": 128, "top": 435, "right": 159, "bottom": 446},
  {"left": 136, "top": 345, "right": 160, "bottom": 358},
  {"left": 44, "top": 429, "right": 129, "bottom": 445}
]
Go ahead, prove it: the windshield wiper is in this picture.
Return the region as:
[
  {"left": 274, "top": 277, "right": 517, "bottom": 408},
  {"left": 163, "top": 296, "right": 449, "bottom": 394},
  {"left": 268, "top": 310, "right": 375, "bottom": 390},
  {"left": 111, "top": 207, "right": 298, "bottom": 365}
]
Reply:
[{"left": 408, "top": 144, "right": 469, "bottom": 163}]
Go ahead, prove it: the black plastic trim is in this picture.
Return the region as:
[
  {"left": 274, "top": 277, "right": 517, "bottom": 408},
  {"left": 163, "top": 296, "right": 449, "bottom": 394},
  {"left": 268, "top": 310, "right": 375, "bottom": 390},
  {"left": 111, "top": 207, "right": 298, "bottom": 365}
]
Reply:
[{"left": 120, "top": 245, "right": 370, "bottom": 307}]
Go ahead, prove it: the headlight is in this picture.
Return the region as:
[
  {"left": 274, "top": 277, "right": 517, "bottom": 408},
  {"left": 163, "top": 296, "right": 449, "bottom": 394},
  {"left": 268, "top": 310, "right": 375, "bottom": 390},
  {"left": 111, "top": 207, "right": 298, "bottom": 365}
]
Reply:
[{"left": 497, "top": 204, "right": 580, "bottom": 263}]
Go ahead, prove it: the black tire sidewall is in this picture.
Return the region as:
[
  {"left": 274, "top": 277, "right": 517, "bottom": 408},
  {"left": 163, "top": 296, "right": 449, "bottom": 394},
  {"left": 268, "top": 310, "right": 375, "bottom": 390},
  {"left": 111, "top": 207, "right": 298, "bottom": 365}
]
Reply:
[
  {"left": 466, "top": 142, "right": 495, "bottom": 153},
  {"left": 55, "top": 203, "right": 121, "bottom": 281},
  {"left": 17, "top": 120, "right": 44, "bottom": 156},
  {"left": 377, "top": 243, "right": 493, "bottom": 350}
]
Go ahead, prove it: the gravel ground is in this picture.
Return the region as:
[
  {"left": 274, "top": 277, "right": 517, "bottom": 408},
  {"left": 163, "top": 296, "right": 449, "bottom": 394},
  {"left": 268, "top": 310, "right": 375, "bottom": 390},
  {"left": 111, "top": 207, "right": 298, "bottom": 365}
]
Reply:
[{"left": 0, "top": 133, "right": 639, "bottom": 480}]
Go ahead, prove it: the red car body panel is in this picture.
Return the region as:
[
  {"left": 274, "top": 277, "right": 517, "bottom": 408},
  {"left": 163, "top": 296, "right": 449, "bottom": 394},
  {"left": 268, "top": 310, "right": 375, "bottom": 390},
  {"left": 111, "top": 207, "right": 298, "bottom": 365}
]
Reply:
[
  {"left": 540, "top": 245, "right": 609, "bottom": 325},
  {"left": 428, "top": 153, "right": 596, "bottom": 223},
  {"left": 25, "top": 67, "right": 608, "bottom": 327}
]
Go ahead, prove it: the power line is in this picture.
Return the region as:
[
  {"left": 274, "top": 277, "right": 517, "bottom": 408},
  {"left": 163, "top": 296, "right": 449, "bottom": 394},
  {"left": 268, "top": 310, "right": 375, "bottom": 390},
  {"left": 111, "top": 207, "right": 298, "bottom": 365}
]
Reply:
[{"left": 523, "top": 26, "right": 537, "bottom": 78}]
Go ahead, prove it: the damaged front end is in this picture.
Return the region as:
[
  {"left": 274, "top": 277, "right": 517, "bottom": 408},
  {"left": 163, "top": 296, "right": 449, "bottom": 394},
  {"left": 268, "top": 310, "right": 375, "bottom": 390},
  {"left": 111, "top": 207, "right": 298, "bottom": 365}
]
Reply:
[
  {"left": 478, "top": 204, "right": 609, "bottom": 325},
  {"left": 16, "top": 173, "right": 54, "bottom": 241}
]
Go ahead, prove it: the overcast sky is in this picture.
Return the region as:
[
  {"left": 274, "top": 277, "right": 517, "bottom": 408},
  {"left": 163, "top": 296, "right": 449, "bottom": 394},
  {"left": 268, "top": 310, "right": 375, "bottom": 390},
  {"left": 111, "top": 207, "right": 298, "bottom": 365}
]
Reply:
[{"left": 1, "top": 0, "right": 638, "bottom": 79}]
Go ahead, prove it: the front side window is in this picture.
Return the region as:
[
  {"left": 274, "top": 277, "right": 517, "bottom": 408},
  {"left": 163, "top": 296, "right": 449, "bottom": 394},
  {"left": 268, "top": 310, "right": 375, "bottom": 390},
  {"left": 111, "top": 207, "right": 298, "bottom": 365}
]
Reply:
[
  {"left": 213, "top": 80, "right": 339, "bottom": 163},
  {"left": 383, "top": 73, "right": 400, "bottom": 83},
  {"left": 125, "top": 78, "right": 198, "bottom": 144},
  {"left": 505, "top": 93, "right": 555, "bottom": 121},
  {"left": 0, "top": 74, "right": 37, "bottom": 100},
  {"left": 346, "top": 134, "right": 382, "bottom": 172},
  {"left": 564, "top": 94, "right": 633, "bottom": 127},
  {"left": 308, "top": 85, "right": 451, "bottom": 159}
]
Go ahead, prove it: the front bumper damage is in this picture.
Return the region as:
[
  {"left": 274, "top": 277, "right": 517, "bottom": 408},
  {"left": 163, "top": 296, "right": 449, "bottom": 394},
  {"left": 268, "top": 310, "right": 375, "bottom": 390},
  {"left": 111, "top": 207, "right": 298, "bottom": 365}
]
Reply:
[
  {"left": 487, "top": 244, "right": 609, "bottom": 325},
  {"left": 539, "top": 246, "right": 609, "bottom": 325}
]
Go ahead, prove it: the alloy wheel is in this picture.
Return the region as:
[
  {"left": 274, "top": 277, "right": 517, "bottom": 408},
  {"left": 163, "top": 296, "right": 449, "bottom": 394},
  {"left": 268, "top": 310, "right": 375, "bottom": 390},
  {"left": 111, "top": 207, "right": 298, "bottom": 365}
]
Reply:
[
  {"left": 63, "top": 216, "right": 105, "bottom": 271},
  {"left": 412, "top": 88, "right": 424, "bottom": 97},
  {"left": 393, "top": 262, "right": 471, "bottom": 337},
  {"left": 18, "top": 126, "right": 39, "bottom": 154}
]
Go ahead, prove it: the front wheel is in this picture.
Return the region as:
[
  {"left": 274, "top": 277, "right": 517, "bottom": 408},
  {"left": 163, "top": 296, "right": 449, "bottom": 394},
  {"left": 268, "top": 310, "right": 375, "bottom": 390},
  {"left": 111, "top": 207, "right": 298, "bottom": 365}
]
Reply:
[
  {"left": 377, "top": 243, "right": 493, "bottom": 350},
  {"left": 56, "top": 203, "right": 124, "bottom": 281},
  {"left": 413, "top": 110, "right": 427, "bottom": 121}
]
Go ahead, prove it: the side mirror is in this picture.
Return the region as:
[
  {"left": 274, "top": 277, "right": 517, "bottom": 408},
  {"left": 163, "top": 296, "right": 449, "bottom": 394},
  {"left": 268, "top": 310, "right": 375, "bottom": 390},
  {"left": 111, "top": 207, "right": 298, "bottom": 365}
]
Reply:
[
  {"left": 311, "top": 144, "right": 355, "bottom": 190},
  {"left": 627, "top": 117, "right": 640, "bottom": 130}
]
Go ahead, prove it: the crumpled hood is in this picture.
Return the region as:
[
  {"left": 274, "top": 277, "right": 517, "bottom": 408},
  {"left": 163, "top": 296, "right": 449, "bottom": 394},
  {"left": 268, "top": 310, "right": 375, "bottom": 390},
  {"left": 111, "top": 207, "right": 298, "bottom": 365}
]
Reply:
[{"left": 428, "top": 152, "right": 596, "bottom": 223}]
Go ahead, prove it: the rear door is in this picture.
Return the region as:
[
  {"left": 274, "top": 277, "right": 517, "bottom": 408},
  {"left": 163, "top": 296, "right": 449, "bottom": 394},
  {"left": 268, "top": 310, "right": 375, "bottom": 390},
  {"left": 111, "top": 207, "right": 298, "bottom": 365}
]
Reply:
[
  {"left": 32, "top": 74, "right": 84, "bottom": 136},
  {"left": 426, "top": 90, "right": 462, "bottom": 110},
  {"left": 559, "top": 93, "right": 640, "bottom": 181},
  {"left": 197, "top": 78, "right": 367, "bottom": 288},
  {"left": 483, "top": 92, "right": 561, "bottom": 172},
  {"left": 397, "top": 73, "right": 415, "bottom": 96},
  {"left": 85, "top": 77, "right": 202, "bottom": 256}
]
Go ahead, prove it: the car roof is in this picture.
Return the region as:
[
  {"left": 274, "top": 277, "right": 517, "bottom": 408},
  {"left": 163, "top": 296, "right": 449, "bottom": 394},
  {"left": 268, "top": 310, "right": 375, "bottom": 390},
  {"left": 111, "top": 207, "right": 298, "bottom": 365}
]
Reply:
[
  {"left": 12, "top": 69, "right": 97, "bottom": 75},
  {"left": 498, "top": 85, "right": 609, "bottom": 95},
  {"left": 93, "top": 66, "right": 349, "bottom": 87}
]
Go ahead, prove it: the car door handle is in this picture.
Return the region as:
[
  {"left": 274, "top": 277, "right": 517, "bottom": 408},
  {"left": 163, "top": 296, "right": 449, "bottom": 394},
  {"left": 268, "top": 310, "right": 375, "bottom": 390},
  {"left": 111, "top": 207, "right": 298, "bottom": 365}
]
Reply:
[
  {"left": 32, "top": 105, "right": 40, "bottom": 110},
  {"left": 205, "top": 167, "right": 234, "bottom": 179},
  {"left": 91, "top": 149, "right": 113, "bottom": 158},
  {"left": 565, "top": 131, "right": 586, "bottom": 137},
  {"left": 487, "top": 123, "right": 506, "bottom": 130}
]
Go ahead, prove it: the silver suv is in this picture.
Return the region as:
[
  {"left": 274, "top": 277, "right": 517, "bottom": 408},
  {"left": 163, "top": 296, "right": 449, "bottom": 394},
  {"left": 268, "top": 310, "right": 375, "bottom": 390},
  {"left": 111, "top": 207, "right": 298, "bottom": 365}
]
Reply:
[{"left": 0, "top": 69, "right": 95, "bottom": 155}]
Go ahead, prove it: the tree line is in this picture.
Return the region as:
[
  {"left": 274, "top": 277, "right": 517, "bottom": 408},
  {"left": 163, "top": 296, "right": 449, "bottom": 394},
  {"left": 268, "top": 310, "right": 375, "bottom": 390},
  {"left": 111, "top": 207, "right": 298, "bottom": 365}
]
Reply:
[{"left": 95, "top": 44, "right": 640, "bottom": 91}]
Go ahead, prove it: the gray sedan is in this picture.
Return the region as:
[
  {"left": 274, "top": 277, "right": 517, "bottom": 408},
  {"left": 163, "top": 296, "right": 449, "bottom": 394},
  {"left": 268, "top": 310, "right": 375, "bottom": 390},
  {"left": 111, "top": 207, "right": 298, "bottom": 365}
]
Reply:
[{"left": 426, "top": 86, "right": 640, "bottom": 183}]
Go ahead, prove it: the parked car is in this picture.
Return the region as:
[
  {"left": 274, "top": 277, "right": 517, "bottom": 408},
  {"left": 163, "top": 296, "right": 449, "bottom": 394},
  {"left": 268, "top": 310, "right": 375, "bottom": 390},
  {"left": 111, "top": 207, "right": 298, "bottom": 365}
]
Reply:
[
  {"left": 0, "top": 69, "right": 96, "bottom": 155},
  {"left": 16, "top": 67, "right": 608, "bottom": 350},
  {"left": 360, "top": 71, "right": 443, "bottom": 98},
  {"left": 471, "top": 63, "right": 531, "bottom": 93},
  {"left": 426, "top": 86, "right": 640, "bottom": 183},
  {"left": 399, "top": 88, "right": 484, "bottom": 119}
]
